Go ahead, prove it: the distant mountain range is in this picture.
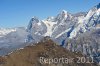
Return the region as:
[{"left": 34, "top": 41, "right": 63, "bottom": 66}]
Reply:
[
  {"left": 0, "top": 2, "right": 99, "bottom": 65},
  {"left": 27, "top": 3, "right": 100, "bottom": 44}
]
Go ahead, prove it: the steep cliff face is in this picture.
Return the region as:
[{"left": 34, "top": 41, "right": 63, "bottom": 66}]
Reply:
[{"left": 65, "top": 29, "right": 100, "bottom": 63}]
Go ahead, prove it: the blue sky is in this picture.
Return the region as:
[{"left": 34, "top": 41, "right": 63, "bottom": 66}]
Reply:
[{"left": 0, "top": 0, "right": 99, "bottom": 28}]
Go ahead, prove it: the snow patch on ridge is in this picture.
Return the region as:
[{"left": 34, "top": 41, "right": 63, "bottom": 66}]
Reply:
[
  {"left": 43, "top": 20, "right": 57, "bottom": 36},
  {"left": 0, "top": 28, "right": 16, "bottom": 37},
  {"left": 55, "top": 28, "right": 71, "bottom": 39}
]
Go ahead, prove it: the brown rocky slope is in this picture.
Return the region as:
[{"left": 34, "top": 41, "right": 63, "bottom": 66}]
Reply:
[{"left": 0, "top": 38, "right": 98, "bottom": 66}]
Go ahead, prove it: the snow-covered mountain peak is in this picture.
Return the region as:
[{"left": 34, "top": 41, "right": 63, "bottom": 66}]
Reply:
[
  {"left": 0, "top": 28, "right": 16, "bottom": 37},
  {"left": 30, "top": 16, "right": 40, "bottom": 23},
  {"left": 27, "top": 16, "right": 41, "bottom": 31},
  {"left": 56, "top": 10, "right": 69, "bottom": 20},
  {"left": 61, "top": 10, "right": 67, "bottom": 14},
  {"left": 46, "top": 17, "right": 55, "bottom": 21},
  {"left": 82, "top": 3, "right": 100, "bottom": 25},
  {"left": 88, "top": 3, "right": 100, "bottom": 13}
]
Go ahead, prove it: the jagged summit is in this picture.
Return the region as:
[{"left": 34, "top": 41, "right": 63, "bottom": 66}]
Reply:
[
  {"left": 91, "top": 3, "right": 100, "bottom": 11},
  {"left": 30, "top": 16, "right": 40, "bottom": 23},
  {"left": 56, "top": 10, "right": 69, "bottom": 20},
  {"left": 27, "top": 16, "right": 40, "bottom": 31},
  {"left": 61, "top": 10, "right": 67, "bottom": 14}
]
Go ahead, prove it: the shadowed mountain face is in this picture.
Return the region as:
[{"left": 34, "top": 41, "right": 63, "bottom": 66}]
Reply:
[
  {"left": 0, "top": 38, "right": 98, "bottom": 66},
  {"left": 65, "top": 29, "right": 100, "bottom": 64}
]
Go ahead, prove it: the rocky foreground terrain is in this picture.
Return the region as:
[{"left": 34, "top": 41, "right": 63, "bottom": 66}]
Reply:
[{"left": 0, "top": 38, "right": 98, "bottom": 66}]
